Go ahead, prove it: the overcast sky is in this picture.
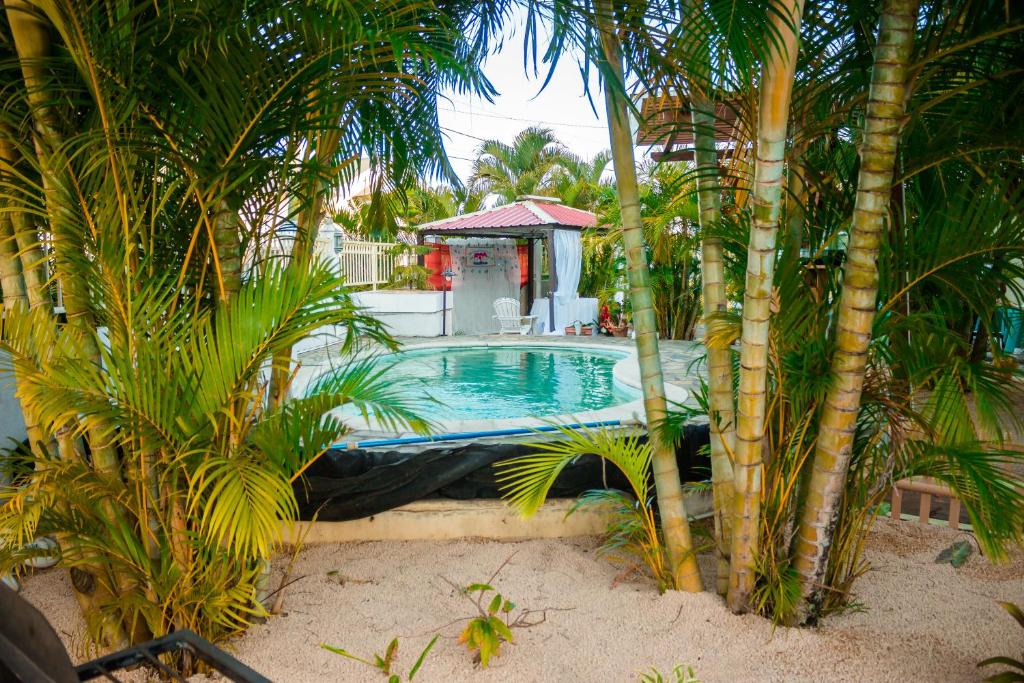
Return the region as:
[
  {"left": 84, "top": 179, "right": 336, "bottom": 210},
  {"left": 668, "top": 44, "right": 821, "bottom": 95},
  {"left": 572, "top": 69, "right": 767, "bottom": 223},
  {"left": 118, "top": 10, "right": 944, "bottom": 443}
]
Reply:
[{"left": 436, "top": 20, "right": 619, "bottom": 186}]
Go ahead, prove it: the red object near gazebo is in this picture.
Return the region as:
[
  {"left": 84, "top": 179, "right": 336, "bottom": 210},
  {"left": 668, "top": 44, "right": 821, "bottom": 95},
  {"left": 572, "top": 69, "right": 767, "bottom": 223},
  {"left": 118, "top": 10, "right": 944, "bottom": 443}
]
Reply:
[{"left": 424, "top": 243, "right": 529, "bottom": 290}]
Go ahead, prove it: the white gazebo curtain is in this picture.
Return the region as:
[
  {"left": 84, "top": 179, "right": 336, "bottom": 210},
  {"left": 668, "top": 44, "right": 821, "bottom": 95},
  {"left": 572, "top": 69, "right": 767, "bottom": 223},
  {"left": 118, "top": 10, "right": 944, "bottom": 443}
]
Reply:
[
  {"left": 547, "top": 229, "right": 593, "bottom": 332},
  {"left": 553, "top": 229, "right": 582, "bottom": 301}
]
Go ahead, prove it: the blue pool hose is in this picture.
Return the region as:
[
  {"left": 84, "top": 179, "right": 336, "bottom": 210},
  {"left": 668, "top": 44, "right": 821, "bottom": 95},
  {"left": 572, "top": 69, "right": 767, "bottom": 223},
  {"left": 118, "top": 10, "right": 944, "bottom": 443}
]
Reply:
[{"left": 335, "top": 419, "right": 637, "bottom": 450}]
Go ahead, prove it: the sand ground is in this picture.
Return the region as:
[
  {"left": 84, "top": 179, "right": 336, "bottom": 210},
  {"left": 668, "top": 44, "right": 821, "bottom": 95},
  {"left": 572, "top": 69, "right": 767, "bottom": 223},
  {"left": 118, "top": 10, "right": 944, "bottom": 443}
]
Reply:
[{"left": 20, "top": 518, "right": 1024, "bottom": 682}]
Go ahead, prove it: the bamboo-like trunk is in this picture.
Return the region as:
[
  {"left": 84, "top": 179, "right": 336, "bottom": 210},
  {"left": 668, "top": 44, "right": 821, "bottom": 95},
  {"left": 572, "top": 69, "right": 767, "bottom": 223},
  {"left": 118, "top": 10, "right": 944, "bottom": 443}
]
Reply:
[
  {"left": 596, "top": 0, "right": 702, "bottom": 592},
  {"left": 0, "top": 216, "right": 27, "bottom": 306},
  {"left": 213, "top": 200, "right": 243, "bottom": 303},
  {"left": 791, "top": 0, "right": 919, "bottom": 623},
  {"left": 691, "top": 97, "right": 737, "bottom": 597},
  {"left": 267, "top": 128, "right": 342, "bottom": 411},
  {"left": 0, "top": 133, "right": 49, "bottom": 311},
  {"left": 5, "top": 0, "right": 121, "bottom": 476},
  {"left": 6, "top": 0, "right": 129, "bottom": 647},
  {"left": 727, "top": 0, "right": 806, "bottom": 613},
  {"left": 264, "top": 206, "right": 318, "bottom": 410}
]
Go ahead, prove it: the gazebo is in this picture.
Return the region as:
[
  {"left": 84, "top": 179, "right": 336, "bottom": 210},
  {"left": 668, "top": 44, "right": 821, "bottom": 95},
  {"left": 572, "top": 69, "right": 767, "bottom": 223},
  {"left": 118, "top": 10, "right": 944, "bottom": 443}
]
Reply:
[{"left": 416, "top": 196, "right": 599, "bottom": 335}]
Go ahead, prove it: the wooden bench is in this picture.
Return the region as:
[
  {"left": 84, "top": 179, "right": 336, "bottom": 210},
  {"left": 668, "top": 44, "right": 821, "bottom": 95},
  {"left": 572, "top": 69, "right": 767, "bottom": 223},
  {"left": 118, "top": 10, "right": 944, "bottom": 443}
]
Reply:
[{"left": 890, "top": 476, "right": 963, "bottom": 529}]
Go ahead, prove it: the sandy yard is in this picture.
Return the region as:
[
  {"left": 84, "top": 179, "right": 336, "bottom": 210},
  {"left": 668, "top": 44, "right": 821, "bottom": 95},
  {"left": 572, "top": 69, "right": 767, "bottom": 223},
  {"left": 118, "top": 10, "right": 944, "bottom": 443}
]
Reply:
[{"left": 19, "top": 517, "right": 1024, "bottom": 682}]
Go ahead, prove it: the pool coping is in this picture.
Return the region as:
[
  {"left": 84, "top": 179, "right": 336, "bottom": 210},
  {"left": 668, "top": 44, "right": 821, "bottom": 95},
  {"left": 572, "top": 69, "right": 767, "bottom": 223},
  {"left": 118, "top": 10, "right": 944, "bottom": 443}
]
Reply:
[{"left": 297, "top": 336, "right": 689, "bottom": 441}]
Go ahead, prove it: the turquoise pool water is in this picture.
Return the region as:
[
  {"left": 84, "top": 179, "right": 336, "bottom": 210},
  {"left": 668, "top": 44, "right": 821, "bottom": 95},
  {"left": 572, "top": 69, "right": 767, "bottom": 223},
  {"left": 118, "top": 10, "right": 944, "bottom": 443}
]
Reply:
[{"left": 348, "top": 346, "right": 637, "bottom": 421}]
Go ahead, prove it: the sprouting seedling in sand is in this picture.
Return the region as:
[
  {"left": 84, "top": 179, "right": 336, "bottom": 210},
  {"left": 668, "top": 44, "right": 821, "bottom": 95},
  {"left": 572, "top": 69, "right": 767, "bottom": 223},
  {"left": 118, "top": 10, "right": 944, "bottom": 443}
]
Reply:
[
  {"left": 440, "top": 553, "right": 573, "bottom": 668},
  {"left": 321, "top": 636, "right": 438, "bottom": 682}
]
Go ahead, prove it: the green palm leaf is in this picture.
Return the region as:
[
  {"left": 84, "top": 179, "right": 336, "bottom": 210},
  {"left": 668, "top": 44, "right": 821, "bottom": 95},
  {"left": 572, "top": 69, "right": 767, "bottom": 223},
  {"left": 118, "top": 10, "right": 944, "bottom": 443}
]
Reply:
[
  {"left": 495, "top": 426, "right": 651, "bottom": 518},
  {"left": 189, "top": 451, "right": 298, "bottom": 559}
]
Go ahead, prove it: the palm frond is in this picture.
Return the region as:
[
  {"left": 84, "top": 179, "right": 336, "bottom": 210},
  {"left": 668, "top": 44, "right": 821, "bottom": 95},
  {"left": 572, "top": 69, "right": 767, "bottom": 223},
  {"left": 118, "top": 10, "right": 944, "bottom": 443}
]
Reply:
[{"left": 496, "top": 426, "right": 651, "bottom": 518}]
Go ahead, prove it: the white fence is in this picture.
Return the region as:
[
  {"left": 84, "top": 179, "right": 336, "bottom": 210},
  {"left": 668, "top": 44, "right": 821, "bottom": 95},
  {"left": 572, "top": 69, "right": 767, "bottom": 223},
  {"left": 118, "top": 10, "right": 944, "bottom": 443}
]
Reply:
[{"left": 337, "top": 240, "right": 400, "bottom": 289}]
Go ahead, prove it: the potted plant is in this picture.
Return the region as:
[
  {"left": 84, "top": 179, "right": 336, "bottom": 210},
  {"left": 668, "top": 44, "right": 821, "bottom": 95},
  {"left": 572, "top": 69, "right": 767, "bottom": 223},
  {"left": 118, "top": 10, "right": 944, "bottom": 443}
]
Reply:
[
  {"left": 565, "top": 320, "right": 595, "bottom": 336},
  {"left": 608, "top": 320, "right": 628, "bottom": 337},
  {"left": 601, "top": 300, "right": 629, "bottom": 337}
]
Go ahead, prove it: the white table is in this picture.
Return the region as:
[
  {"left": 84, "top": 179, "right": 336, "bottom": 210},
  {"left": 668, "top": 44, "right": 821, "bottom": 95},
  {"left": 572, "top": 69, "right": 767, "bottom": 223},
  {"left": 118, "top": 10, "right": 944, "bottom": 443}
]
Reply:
[{"left": 529, "top": 296, "right": 599, "bottom": 335}]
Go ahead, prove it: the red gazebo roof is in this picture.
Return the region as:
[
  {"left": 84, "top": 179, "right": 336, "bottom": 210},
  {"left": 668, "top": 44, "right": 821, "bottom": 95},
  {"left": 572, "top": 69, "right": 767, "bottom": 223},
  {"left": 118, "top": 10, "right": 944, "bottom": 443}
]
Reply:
[{"left": 416, "top": 197, "right": 597, "bottom": 238}]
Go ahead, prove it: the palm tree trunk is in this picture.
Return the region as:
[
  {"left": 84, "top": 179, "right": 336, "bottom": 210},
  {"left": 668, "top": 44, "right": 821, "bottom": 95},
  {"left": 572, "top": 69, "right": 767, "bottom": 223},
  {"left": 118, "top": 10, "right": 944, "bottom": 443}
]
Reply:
[
  {"left": 265, "top": 196, "right": 323, "bottom": 411},
  {"left": 682, "top": 16, "right": 739, "bottom": 591},
  {"left": 596, "top": 0, "right": 702, "bottom": 592},
  {"left": 9, "top": 211, "right": 49, "bottom": 311},
  {"left": 5, "top": 0, "right": 121, "bottom": 475},
  {"left": 0, "top": 215, "right": 26, "bottom": 306},
  {"left": 267, "top": 128, "right": 341, "bottom": 411},
  {"left": 0, "top": 133, "right": 49, "bottom": 311},
  {"left": 213, "top": 200, "right": 243, "bottom": 303},
  {"left": 727, "top": 0, "right": 806, "bottom": 613},
  {"left": 691, "top": 98, "right": 737, "bottom": 596},
  {"left": 6, "top": 1, "right": 130, "bottom": 646},
  {"left": 791, "top": 0, "right": 919, "bottom": 623}
]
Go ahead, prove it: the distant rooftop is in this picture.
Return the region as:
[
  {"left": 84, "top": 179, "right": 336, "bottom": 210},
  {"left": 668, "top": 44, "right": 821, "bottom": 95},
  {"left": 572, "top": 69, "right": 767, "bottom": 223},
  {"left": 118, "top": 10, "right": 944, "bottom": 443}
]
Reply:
[{"left": 636, "top": 94, "right": 742, "bottom": 162}]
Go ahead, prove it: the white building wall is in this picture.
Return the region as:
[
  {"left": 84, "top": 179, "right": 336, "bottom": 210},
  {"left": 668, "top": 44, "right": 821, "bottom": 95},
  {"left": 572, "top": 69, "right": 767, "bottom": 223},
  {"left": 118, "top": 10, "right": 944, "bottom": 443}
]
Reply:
[{"left": 0, "top": 351, "right": 27, "bottom": 486}]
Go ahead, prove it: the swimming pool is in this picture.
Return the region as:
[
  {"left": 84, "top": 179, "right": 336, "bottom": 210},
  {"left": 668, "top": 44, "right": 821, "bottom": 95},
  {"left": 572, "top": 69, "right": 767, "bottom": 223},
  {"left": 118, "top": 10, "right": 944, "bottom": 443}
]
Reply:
[{"left": 335, "top": 345, "right": 639, "bottom": 421}]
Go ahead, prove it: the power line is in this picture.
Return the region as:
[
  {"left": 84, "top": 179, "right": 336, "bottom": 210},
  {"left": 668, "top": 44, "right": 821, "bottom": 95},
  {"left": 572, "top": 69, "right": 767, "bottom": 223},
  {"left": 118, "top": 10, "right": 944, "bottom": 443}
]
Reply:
[
  {"left": 439, "top": 126, "right": 491, "bottom": 143},
  {"left": 438, "top": 104, "right": 607, "bottom": 130},
  {"left": 440, "top": 124, "right": 607, "bottom": 148}
]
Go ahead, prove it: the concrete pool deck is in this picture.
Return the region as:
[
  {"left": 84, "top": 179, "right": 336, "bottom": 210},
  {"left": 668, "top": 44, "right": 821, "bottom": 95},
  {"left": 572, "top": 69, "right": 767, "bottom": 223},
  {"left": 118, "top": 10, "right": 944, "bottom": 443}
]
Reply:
[{"left": 294, "top": 335, "right": 708, "bottom": 444}]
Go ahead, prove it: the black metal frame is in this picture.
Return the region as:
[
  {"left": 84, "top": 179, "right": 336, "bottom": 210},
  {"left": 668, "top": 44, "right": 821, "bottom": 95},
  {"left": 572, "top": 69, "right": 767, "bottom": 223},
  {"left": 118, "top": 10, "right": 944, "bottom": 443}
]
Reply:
[{"left": 75, "top": 630, "right": 271, "bottom": 683}]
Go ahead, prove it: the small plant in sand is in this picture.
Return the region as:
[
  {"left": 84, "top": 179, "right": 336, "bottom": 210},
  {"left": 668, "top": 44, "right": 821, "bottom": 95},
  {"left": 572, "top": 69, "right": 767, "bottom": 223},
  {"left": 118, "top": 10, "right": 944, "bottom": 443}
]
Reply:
[
  {"left": 456, "top": 583, "right": 517, "bottom": 667},
  {"left": 978, "top": 601, "right": 1024, "bottom": 682},
  {"left": 639, "top": 664, "right": 700, "bottom": 683},
  {"left": 934, "top": 539, "right": 974, "bottom": 569},
  {"left": 443, "top": 555, "right": 567, "bottom": 668},
  {"left": 321, "top": 636, "right": 438, "bottom": 682}
]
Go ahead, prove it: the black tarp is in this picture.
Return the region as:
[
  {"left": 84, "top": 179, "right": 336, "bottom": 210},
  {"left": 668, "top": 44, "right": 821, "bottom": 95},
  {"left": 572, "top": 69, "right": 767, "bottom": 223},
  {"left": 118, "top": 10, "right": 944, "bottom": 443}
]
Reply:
[{"left": 295, "top": 423, "right": 710, "bottom": 521}]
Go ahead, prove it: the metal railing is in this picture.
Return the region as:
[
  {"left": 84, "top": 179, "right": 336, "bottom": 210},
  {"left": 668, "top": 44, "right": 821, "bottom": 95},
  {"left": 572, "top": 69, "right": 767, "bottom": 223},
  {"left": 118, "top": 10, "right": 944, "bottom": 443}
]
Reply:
[
  {"left": 337, "top": 240, "right": 398, "bottom": 289},
  {"left": 75, "top": 629, "right": 271, "bottom": 682}
]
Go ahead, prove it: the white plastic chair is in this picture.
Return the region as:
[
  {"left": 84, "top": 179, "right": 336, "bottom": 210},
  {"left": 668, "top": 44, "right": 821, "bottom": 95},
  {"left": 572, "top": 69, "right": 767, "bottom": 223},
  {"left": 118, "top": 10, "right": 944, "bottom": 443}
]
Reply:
[{"left": 493, "top": 297, "right": 536, "bottom": 335}]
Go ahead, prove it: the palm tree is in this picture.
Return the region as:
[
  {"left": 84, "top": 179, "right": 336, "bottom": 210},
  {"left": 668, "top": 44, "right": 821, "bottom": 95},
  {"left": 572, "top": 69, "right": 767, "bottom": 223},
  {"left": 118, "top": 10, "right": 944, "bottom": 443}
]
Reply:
[
  {"left": 727, "top": 0, "right": 807, "bottom": 613},
  {"left": 595, "top": 0, "right": 702, "bottom": 592},
  {"left": 1, "top": 261, "right": 428, "bottom": 650},
  {"left": 790, "top": 0, "right": 915, "bottom": 621},
  {"left": 334, "top": 182, "right": 486, "bottom": 241},
  {"left": 407, "top": 184, "right": 485, "bottom": 223},
  {"left": 550, "top": 150, "right": 613, "bottom": 210},
  {"left": 707, "top": 0, "right": 1024, "bottom": 622},
  {"left": 0, "top": 0, "right": 496, "bottom": 658},
  {"left": 470, "top": 126, "right": 567, "bottom": 204},
  {"left": 687, "top": 46, "right": 737, "bottom": 599},
  {"left": 4, "top": 0, "right": 120, "bottom": 471},
  {"left": 547, "top": 0, "right": 1024, "bottom": 621},
  {"left": 596, "top": 162, "right": 704, "bottom": 340}
]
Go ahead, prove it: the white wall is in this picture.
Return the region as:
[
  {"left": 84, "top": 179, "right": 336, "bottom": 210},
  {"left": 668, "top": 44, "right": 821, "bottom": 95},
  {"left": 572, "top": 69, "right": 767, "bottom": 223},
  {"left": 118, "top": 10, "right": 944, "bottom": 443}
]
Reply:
[
  {"left": 350, "top": 290, "right": 453, "bottom": 338},
  {"left": 0, "top": 351, "right": 27, "bottom": 487},
  {"left": 291, "top": 290, "right": 453, "bottom": 360},
  {"left": 0, "top": 353, "right": 26, "bottom": 446}
]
